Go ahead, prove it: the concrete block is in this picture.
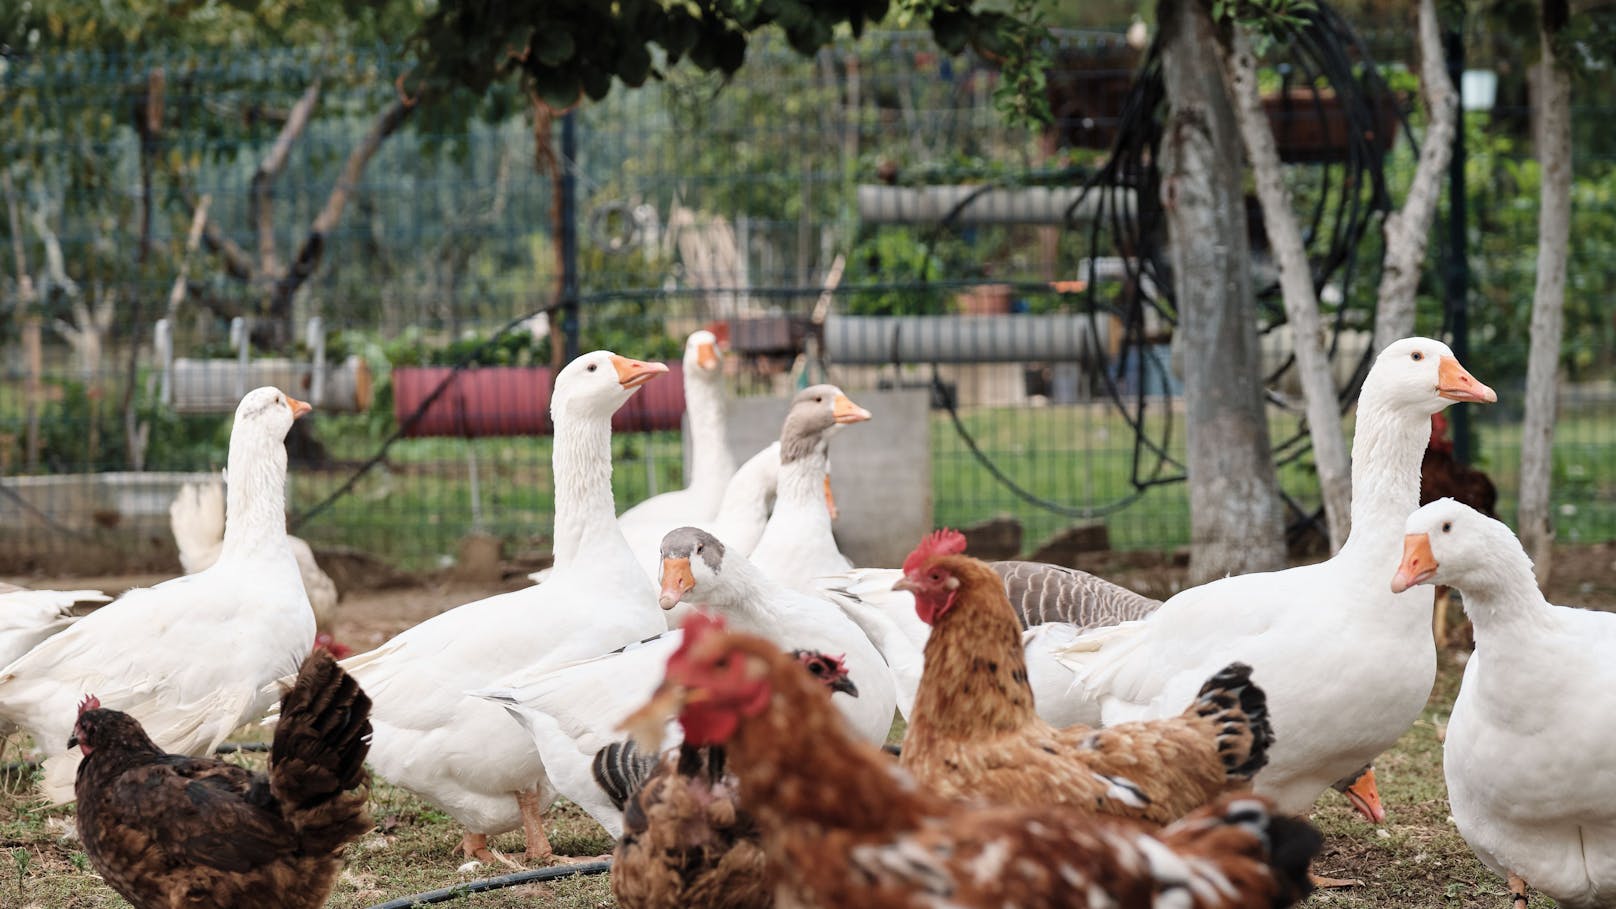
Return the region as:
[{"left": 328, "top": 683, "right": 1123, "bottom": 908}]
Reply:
[{"left": 715, "top": 388, "right": 931, "bottom": 570}]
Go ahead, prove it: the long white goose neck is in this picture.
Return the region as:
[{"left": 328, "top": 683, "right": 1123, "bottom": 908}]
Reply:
[
  {"left": 772, "top": 441, "right": 831, "bottom": 531},
  {"left": 684, "top": 370, "right": 734, "bottom": 503},
  {"left": 1454, "top": 542, "right": 1551, "bottom": 641},
  {"left": 552, "top": 407, "right": 616, "bottom": 567},
  {"left": 1338, "top": 386, "right": 1431, "bottom": 563},
  {"left": 704, "top": 555, "right": 785, "bottom": 628},
  {"left": 219, "top": 430, "right": 289, "bottom": 560}
]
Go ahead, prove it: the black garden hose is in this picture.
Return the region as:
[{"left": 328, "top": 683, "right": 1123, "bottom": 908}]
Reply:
[{"left": 363, "top": 860, "right": 612, "bottom": 908}]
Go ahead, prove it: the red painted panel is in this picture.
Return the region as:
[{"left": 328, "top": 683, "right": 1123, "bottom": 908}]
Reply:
[{"left": 392, "top": 363, "right": 686, "bottom": 438}]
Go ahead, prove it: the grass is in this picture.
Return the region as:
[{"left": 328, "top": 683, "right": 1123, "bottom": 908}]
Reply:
[
  {"left": 292, "top": 400, "right": 1616, "bottom": 570},
  {"left": 0, "top": 651, "right": 1562, "bottom": 908}
]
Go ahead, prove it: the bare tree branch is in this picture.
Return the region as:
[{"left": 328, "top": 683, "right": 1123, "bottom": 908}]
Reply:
[
  {"left": 2, "top": 171, "right": 35, "bottom": 306},
  {"left": 1373, "top": 0, "right": 1458, "bottom": 352},
  {"left": 27, "top": 201, "right": 80, "bottom": 301},
  {"left": 167, "top": 195, "right": 211, "bottom": 319},
  {"left": 1519, "top": 10, "right": 1572, "bottom": 582},
  {"left": 1215, "top": 23, "right": 1354, "bottom": 552},
  {"left": 190, "top": 192, "right": 256, "bottom": 280},
  {"left": 250, "top": 80, "right": 321, "bottom": 279}
]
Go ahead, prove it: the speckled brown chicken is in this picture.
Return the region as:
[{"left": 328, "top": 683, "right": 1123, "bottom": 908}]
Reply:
[
  {"left": 896, "top": 530, "right": 1272, "bottom": 825},
  {"left": 621, "top": 614, "right": 1322, "bottom": 909},
  {"left": 595, "top": 648, "right": 859, "bottom": 909},
  {"left": 72, "top": 649, "right": 371, "bottom": 909}
]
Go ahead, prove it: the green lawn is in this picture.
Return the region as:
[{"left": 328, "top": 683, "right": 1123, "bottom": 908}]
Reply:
[{"left": 293, "top": 400, "right": 1616, "bottom": 570}]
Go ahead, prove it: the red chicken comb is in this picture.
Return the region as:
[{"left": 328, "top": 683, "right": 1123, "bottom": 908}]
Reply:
[
  {"left": 794, "top": 650, "right": 850, "bottom": 678},
  {"left": 78, "top": 694, "right": 100, "bottom": 714},
  {"left": 902, "top": 529, "right": 968, "bottom": 575}
]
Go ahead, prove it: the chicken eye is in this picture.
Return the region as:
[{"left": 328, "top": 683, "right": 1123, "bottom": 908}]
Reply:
[
  {"left": 1411, "top": 351, "right": 1424, "bottom": 361},
  {"left": 714, "top": 656, "right": 731, "bottom": 669},
  {"left": 1442, "top": 521, "right": 1453, "bottom": 533}
]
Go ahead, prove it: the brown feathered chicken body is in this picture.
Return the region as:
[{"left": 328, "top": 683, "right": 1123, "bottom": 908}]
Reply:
[
  {"left": 599, "top": 649, "right": 858, "bottom": 909},
  {"left": 72, "top": 650, "right": 371, "bottom": 909},
  {"left": 898, "top": 538, "right": 1271, "bottom": 825},
  {"left": 622, "top": 615, "right": 1322, "bottom": 909}
]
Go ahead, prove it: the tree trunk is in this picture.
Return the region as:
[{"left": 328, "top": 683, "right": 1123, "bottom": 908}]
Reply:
[
  {"left": 1373, "top": 0, "right": 1458, "bottom": 352},
  {"left": 1160, "top": 0, "right": 1286, "bottom": 583},
  {"left": 1214, "top": 22, "right": 1354, "bottom": 553},
  {"left": 1518, "top": 13, "right": 1571, "bottom": 584}
]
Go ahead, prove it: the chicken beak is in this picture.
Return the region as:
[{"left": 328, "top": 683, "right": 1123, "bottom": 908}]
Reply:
[
  {"left": 1436, "top": 356, "right": 1497, "bottom": 404},
  {"left": 620, "top": 681, "right": 692, "bottom": 752},
  {"left": 832, "top": 394, "right": 872, "bottom": 424},
  {"left": 66, "top": 734, "right": 78, "bottom": 750},
  {"left": 696, "top": 342, "right": 720, "bottom": 371},
  {"left": 830, "top": 676, "right": 859, "bottom": 699},
  {"left": 824, "top": 475, "right": 839, "bottom": 521},
  {"left": 892, "top": 575, "right": 918, "bottom": 593},
  {"left": 285, "top": 396, "right": 313, "bottom": 419},
  {"left": 1391, "top": 533, "right": 1439, "bottom": 593},
  {"left": 1343, "top": 767, "right": 1387, "bottom": 824},
  {"left": 611, "top": 355, "right": 670, "bottom": 390},
  {"left": 659, "top": 557, "right": 696, "bottom": 610}
]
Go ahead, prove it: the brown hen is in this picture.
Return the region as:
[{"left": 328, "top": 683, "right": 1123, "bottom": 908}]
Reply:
[
  {"left": 896, "top": 530, "right": 1271, "bottom": 824},
  {"left": 72, "top": 649, "right": 371, "bottom": 909},
  {"left": 596, "top": 648, "right": 859, "bottom": 909},
  {"left": 622, "top": 613, "right": 1322, "bottom": 909}
]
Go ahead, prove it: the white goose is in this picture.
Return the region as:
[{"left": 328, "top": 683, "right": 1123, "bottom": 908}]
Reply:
[
  {"left": 1055, "top": 337, "right": 1495, "bottom": 816},
  {"left": 334, "top": 351, "right": 668, "bottom": 866},
  {"left": 0, "top": 584, "right": 107, "bottom": 671},
  {"left": 0, "top": 387, "right": 317, "bottom": 802},
  {"left": 474, "top": 525, "right": 897, "bottom": 837},
  {"left": 618, "top": 330, "right": 733, "bottom": 534},
  {"left": 1396, "top": 499, "right": 1616, "bottom": 909},
  {"left": 747, "top": 385, "right": 870, "bottom": 591}
]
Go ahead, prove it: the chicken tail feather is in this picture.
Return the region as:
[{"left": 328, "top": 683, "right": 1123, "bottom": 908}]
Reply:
[
  {"left": 269, "top": 649, "right": 373, "bottom": 854},
  {"left": 1189, "top": 662, "right": 1272, "bottom": 781},
  {"left": 592, "top": 739, "right": 659, "bottom": 813},
  {"left": 1158, "top": 796, "right": 1321, "bottom": 909}
]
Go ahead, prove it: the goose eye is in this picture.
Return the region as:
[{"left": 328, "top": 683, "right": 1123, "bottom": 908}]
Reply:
[
  {"left": 1411, "top": 351, "right": 1424, "bottom": 361},
  {"left": 695, "top": 543, "right": 704, "bottom": 555},
  {"left": 1442, "top": 521, "right": 1452, "bottom": 533},
  {"left": 587, "top": 363, "right": 598, "bottom": 372}
]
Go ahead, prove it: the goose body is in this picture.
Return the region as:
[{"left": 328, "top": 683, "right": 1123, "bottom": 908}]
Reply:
[
  {"left": 338, "top": 352, "right": 670, "bottom": 858},
  {"left": 1400, "top": 500, "right": 1616, "bottom": 908},
  {"left": 0, "top": 388, "right": 318, "bottom": 803},
  {"left": 1056, "top": 338, "right": 1496, "bottom": 815},
  {"left": 476, "top": 525, "right": 896, "bottom": 837}
]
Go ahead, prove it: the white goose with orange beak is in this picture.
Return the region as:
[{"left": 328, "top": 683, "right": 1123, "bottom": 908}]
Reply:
[
  {"left": 0, "top": 387, "right": 318, "bottom": 803},
  {"left": 1055, "top": 337, "right": 1496, "bottom": 823},
  {"left": 322, "top": 351, "right": 671, "bottom": 868},
  {"left": 1397, "top": 498, "right": 1616, "bottom": 909}
]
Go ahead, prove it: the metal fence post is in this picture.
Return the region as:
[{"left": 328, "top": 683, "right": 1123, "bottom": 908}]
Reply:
[
  {"left": 1444, "top": 25, "right": 1473, "bottom": 464},
  {"left": 560, "top": 110, "right": 581, "bottom": 364}
]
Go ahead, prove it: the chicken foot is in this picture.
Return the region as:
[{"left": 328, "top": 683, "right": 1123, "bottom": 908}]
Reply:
[{"left": 458, "top": 831, "right": 523, "bottom": 870}]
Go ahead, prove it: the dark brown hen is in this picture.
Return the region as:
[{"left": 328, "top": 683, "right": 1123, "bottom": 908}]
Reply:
[{"left": 72, "top": 649, "right": 371, "bottom": 909}]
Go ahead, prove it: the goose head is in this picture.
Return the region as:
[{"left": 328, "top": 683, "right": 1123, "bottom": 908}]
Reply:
[
  {"left": 657, "top": 526, "right": 728, "bottom": 610},
  {"left": 778, "top": 384, "right": 871, "bottom": 464},
  {"left": 1365, "top": 337, "right": 1496, "bottom": 415},
  {"left": 550, "top": 350, "right": 668, "bottom": 422},
  {"left": 683, "top": 329, "right": 722, "bottom": 377},
  {"left": 1392, "top": 498, "right": 1521, "bottom": 593},
  {"left": 233, "top": 386, "right": 310, "bottom": 444}
]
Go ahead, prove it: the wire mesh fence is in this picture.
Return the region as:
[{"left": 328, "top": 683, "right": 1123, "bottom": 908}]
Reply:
[{"left": 2, "top": 25, "right": 1615, "bottom": 573}]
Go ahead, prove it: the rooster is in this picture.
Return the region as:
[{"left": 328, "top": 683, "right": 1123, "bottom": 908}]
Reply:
[
  {"left": 622, "top": 613, "right": 1323, "bottom": 909},
  {"left": 1420, "top": 412, "right": 1498, "bottom": 644},
  {"left": 72, "top": 649, "right": 371, "bottom": 909},
  {"left": 894, "top": 529, "right": 1271, "bottom": 824},
  {"left": 595, "top": 649, "right": 859, "bottom": 909}
]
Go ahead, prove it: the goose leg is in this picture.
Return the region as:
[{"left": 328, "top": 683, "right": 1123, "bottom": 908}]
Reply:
[
  {"left": 517, "top": 788, "right": 555, "bottom": 862},
  {"left": 1508, "top": 873, "right": 1529, "bottom": 908},
  {"left": 459, "top": 831, "right": 523, "bottom": 870}
]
